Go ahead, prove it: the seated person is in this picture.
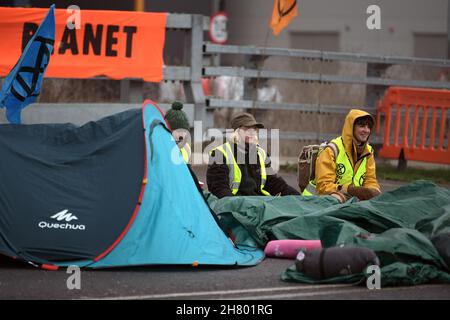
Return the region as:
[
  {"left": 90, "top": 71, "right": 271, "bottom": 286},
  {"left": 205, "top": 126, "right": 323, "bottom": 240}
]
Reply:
[
  {"left": 164, "top": 101, "right": 191, "bottom": 163},
  {"left": 165, "top": 101, "right": 207, "bottom": 190},
  {"left": 303, "top": 109, "right": 381, "bottom": 202},
  {"left": 207, "top": 112, "right": 300, "bottom": 198}
]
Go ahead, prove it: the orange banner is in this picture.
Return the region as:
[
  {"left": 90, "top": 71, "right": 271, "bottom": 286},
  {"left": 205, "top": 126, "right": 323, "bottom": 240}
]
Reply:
[
  {"left": 0, "top": 7, "right": 167, "bottom": 82},
  {"left": 270, "top": 0, "right": 298, "bottom": 36}
]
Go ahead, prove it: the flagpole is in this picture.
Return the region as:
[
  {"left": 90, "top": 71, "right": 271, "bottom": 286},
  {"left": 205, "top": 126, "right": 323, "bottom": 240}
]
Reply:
[
  {"left": 251, "top": 27, "right": 271, "bottom": 114},
  {"left": 252, "top": 0, "right": 298, "bottom": 115}
]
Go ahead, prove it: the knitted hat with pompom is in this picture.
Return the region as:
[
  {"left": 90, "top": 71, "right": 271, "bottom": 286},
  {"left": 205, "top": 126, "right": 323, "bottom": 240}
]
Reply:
[{"left": 165, "top": 101, "right": 190, "bottom": 130}]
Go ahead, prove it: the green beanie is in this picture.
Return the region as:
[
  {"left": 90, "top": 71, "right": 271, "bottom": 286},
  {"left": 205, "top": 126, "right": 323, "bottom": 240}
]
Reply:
[{"left": 165, "top": 101, "right": 190, "bottom": 130}]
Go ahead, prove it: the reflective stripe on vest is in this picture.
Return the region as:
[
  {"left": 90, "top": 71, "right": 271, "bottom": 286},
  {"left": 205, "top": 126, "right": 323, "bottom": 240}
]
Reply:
[
  {"left": 180, "top": 143, "right": 191, "bottom": 164},
  {"left": 211, "top": 142, "right": 271, "bottom": 196},
  {"left": 257, "top": 147, "right": 271, "bottom": 196},
  {"left": 301, "top": 181, "right": 317, "bottom": 196}
]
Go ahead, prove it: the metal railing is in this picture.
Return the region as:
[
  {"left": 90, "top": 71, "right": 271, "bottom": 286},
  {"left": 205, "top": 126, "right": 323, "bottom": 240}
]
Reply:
[{"left": 202, "top": 43, "right": 450, "bottom": 142}]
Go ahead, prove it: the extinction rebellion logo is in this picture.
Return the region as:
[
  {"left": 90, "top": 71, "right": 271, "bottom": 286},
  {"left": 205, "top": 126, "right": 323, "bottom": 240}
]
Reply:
[{"left": 38, "top": 209, "right": 86, "bottom": 231}]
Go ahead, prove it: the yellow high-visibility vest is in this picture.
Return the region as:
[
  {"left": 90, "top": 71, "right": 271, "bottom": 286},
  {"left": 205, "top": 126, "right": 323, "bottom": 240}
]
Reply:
[
  {"left": 180, "top": 143, "right": 191, "bottom": 164},
  {"left": 302, "top": 137, "right": 372, "bottom": 196},
  {"left": 210, "top": 142, "right": 271, "bottom": 196}
]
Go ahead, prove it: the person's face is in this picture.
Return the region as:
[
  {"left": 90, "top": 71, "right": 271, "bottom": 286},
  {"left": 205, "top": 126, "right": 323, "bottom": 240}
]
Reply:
[
  {"left": 353, "top": 122, "right": 371, "bottom": 144},
  {"left": 172, "top": 129, "right": 188, "bottom": 146},
  {"left": 238, "top": 126, "right": 259, "bottom": 144}
]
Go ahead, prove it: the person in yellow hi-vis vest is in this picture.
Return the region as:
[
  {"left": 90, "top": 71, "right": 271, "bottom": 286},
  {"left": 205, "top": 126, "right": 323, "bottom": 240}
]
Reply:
[
  {"left": 207, "top": 112, "right": 300, "bottom": 198},
  {"left": 164, "top": 101, "right": 191, "bottom": 164},
  {"left": 303, "top": 109, "right": 381, "bottom": 203}
]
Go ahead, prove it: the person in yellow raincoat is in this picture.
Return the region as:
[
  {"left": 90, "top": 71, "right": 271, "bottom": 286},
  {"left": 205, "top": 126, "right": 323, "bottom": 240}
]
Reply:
[{"left": 303, "top": 109, "right": 381, "bottom": 203}]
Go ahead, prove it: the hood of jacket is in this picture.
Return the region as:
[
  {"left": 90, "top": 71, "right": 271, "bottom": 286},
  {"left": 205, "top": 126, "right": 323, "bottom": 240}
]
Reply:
[{"left": 341, "top": 109, "right": 374, "bottom": 166}]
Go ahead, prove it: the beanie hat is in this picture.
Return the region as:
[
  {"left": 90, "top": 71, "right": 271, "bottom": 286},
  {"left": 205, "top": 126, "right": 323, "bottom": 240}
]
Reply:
[{"left": 165, "top": 101, "right": 190, "bottom": 130}]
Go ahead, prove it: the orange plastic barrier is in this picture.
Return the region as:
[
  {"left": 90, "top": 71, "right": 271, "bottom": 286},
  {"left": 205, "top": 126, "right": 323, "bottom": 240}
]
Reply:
[{"left": 376, "top": 87, "right": 450, "bottom": 164}]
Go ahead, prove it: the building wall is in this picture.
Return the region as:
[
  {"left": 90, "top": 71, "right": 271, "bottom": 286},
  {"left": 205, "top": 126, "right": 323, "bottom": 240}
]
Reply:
[{"left": 225, "top": 0, "right": 448, "bottom": 57}]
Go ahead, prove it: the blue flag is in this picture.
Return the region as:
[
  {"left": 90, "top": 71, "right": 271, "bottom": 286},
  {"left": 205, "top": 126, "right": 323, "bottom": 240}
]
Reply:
[{"left": 0, "top": 5, "right": 55, "bottom": 124}]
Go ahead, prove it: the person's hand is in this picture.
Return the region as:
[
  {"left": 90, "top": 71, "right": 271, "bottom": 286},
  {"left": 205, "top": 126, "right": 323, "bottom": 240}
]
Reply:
[
  {"left": 347, "top": 185, "right": 380, "bottom": 200},
  {"left": 237, "top": 127, "right": 259, "bottom": 145},
  {"left": 330, "top": 192, "right": 346, "bottom": 203}
]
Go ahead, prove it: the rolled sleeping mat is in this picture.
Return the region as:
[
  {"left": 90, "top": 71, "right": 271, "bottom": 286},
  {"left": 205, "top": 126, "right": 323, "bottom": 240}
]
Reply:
[
  {"left": 295, "top": 246, "right": 380, "bottom": 279},
  {"left": 264, "top": 240, "right": 322, "bottom": 259}
]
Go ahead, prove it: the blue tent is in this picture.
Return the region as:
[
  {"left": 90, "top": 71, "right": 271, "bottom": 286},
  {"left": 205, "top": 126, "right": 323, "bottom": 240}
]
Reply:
[{"left": 0, "top": 100, "right": 263, "bottom": 269}]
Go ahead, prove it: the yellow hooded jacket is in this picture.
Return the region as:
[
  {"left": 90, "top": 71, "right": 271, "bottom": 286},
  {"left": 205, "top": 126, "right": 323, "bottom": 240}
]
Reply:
[{"left": 315, "top": 109, "right": 381, "bottom": 195}]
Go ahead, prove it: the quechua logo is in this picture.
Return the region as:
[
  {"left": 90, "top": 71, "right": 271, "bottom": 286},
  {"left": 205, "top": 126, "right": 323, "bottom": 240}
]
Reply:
[{"left": 38, "top": 209, "right": 86, "bottom": 231}]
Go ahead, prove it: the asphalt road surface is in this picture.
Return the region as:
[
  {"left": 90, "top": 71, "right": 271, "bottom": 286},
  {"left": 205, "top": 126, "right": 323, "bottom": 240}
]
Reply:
[{"left": 0, "top": 167, "right": 449, "bottom": 300}]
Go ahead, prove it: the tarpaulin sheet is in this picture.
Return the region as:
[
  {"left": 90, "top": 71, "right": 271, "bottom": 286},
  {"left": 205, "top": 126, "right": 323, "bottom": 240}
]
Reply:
[{"left": 206, "top": 181, "right": 450, "bottom": 286}]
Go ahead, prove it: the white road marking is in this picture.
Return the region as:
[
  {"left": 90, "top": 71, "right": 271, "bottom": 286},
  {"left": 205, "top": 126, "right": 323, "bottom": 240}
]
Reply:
[
  {"left": 83, "top": 283, "right": 449, "bottom": 300},
  {"left": 231, "top": 288, "right": 368, "bottom": 300},
  {"left": 228, "top": 284, "right": 449, "bottom": 300},
  {"left": 85, "top": 284, "right": 353, "bottom": 300}
]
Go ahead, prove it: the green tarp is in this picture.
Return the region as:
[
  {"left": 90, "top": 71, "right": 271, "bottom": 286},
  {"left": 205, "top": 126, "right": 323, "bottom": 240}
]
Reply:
[{"left": 205, "top": 181, "right": 450, "bottom": 286}]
